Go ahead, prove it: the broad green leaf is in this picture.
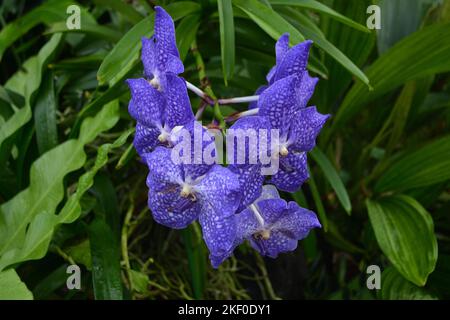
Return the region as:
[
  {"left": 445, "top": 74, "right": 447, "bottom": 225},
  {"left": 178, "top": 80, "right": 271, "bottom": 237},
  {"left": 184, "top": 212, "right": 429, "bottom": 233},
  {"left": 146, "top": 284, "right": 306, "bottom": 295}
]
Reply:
[
  {"left": 332, "top": 22, "right": 450, "bottom": 130},
  {"left": 0, "top": 101, "right": 120, "bottom": 272},
  {"left": 34, "top": 72, "right": 58, "bottom": 155},
  {"left": 375, "top": 135, "right": 450, "bottom": 192},
  {"left": 97, "top": 2, "right": 201, "bottom": 86},
  {"left": 310, "top": 148, "right": 351, "bottom": 214},
  {"left": 0, "top": 0, "right": 68, "bottom": 61},
  {"left": 269, "top": 0, "right": 369, "bottom": 33},
  {"left": 366, "top": 195, "right": 437, "bottom": 286},
  {"left": 380, "top": 267, "right": 437, "bottom": 300},
  {"left": 0, "top": 34, "right": 63, "bottom": 152},
  {"left": 59, "top": 129, "right": 133, "bottom": 225},
  {"left": 0, "top": 269, "right": 33, "bottom": 300},
  {"left": 218, "top": 0, "right": 236, "bottom": 84},
  {"left": 175, "top": 14, "right": 201, "bottom": 61},
  {"left": 89, "top": 218, "right": 123, "bottom": 300}
]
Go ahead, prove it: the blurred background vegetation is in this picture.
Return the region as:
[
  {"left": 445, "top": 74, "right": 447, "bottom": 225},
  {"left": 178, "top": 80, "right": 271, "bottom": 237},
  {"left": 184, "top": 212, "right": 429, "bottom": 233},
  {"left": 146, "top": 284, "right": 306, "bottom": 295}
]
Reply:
[{"left": 0, "top": 0, "right": 449, "bottom": 300}]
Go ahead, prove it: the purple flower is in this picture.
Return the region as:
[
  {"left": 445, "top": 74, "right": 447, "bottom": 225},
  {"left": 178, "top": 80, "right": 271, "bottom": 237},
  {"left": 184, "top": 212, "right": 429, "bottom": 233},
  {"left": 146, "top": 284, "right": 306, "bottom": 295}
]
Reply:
[
  {"left": 249, "top": 34, "right": 313, "bottom": 108},
  {"left": 144, "top": 144, "right": 241, "bottom": 257},
  {"left": 258, "top": 75, "right": 330, "bottom": 192},
  {"left": 127, "top": 73, "right": 194, "bottom": 156},
  {"left": 210, "top": 185, "right": 321, "bottom": 267},
  {"left": 141, "top": 6, "right": 184, "bottom": 91}
]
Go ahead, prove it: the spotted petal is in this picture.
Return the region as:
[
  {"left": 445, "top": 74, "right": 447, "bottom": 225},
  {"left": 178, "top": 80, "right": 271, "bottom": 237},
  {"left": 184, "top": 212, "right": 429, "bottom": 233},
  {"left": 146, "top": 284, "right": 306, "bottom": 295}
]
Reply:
[
  {"left": 275, "top": 201, "right": 321, "bottom": 239},
  {"left": 148, "top": 184, "right": 200, "bottom": 229},
  {"left": 165, "top": 74, "right": 194, "bottom": 129},
  {"left": 197, "top": 166, "right": 241, "bottom": 255},
  {"left": 289, "top": 106, "right": 330, "bottom": 152},
  {"left": 171, "top": 121, "right": 216, "bottom": 180},
  {"left": 144, "top": 146, "right": 183, "bottom": 189},
  {"left": 295, "top": 71, "right": 318, "bottom": 110},
  {"left": 259, "top": 75, "right": 300, "bottom": 137},
  {"left": 275, "top": 33, "right": 290, "bottom": 66},
  {"left": 273, "top": 40, "right": 312, "bottom": 82},
  {"left": 229, "top": 165, "right": 265, "bottom": 212},
  {"left": 141, "top": 36, "right": 157, "bottom": 79},
  {"left": 154, "top": 6, "right": 180, "bottom": 58},
  {"left": 126, "top": 78, "right": 164, "bottom": 127},
  {"left": 133, "top": 123, "right": 161, "bottom": 156},
  {"left": 270, "top": 151, "right": 308, "bottom": 192},
  {"left": 227, "top": 116, "right": 272, "bottom": 166},
  {"left": 249, "top": 230, "right": 299, "bottom": 258},
  {"left": 249, "top": 85, "right": 267, "bottom": 109}
]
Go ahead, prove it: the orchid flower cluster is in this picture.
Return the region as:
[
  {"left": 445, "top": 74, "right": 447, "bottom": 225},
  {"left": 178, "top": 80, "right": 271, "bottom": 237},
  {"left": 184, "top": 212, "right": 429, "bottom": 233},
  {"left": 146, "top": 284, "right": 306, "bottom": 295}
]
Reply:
[{"left": 127, "top": 7, "right": 329, "bottom": 268}]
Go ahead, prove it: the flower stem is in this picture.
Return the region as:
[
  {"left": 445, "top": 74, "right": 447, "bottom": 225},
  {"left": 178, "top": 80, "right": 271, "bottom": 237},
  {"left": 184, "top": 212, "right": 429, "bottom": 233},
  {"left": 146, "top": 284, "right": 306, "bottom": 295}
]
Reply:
[
  {"left": 218, "top": 95, "right": 259, "bottom": 105},
  {"left": 186, "top": 81, "right": 214, "bottom": 105},
  {"left": 190, "top": 40, "right": 226, "bottom": 129},
  {"left": 225, "top": 108, "right": 259, "bottom": 122}
]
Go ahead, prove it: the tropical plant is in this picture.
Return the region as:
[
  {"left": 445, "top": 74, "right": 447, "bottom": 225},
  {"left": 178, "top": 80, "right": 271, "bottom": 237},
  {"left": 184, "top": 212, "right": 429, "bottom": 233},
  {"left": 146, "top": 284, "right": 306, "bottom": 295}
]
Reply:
[{"left": 0, "top": 0, "right": 449, "bottom": 300}]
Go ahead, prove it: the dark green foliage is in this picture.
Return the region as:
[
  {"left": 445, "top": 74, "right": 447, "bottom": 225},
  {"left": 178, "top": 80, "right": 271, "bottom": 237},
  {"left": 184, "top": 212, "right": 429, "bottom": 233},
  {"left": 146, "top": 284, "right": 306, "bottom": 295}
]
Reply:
[{"left": 0, "top": 0, "right": 449, "bottom": 300}]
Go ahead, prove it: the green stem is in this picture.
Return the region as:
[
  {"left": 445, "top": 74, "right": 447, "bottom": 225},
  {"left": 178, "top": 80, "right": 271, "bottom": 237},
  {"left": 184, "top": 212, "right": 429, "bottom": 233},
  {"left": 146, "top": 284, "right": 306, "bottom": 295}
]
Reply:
[
  {"left": 190, "top": 40, "right": 226, "bottom": 129},
  {"left": 121, "top": 201, "right": 134, "bottom": 294}
]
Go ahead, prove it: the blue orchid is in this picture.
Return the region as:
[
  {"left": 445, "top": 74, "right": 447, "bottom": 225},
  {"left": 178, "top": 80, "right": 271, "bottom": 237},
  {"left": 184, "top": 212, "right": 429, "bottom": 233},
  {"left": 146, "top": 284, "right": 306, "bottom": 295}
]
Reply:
[
  {"left": 141, "top": 6, "right": 184, "bottom": 91},
  {"left": 249, "top": 33, "right": 313, "bottom": 109},
  {"left": 210, "top": 185, "right": 321, "bottom": 267},
  {"left": 258, "top": 74, "right": 329, "bottom": 192},
  {"left": 127, "top": 73, "right": 194, "bottom": 156},
  {"left": 144, "top": 141, "right": 241, "bottom": 258}
]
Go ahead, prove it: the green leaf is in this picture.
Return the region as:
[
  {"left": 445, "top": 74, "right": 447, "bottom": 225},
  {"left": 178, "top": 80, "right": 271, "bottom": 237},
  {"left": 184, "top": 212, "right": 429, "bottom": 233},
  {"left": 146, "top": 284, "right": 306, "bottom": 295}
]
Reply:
[
  {"left": 46, "top": 22, "right": 122, "bottom": 42},
  {"left": 175, "top": 14, "right": 201, "bottom": 61},
  {"left": 380, "top": 267, "right": 438, "bottom": 300},
  {"left": 377, "top": 0, "right": 428, "bottom": 54},
  {"left": 307, "top": 167, "right": 328, "bottom": 232},
  {"left": 375, "top": 136, "right": 450, "bottom": 192},
  {"left": 97, "top": 2, "right": 201, "bottom": 86},
  {"left": 310, "top": 148, "right": 351, "bottom": 214},
  {"left": 32, "top": 264, "right": 69, "bottom": 300},
  {"left": 0, "top": 33, "right": 63, "bottom": 152},
  {"left": 89, "top": 218, "right": 123, "bottom": 300},
  {"left": 0, "top": 269, "right": 33, "bottom": 300},
  {"left": 129, "top": 270, "right": 150, "bottom": 294},
  {"left": 332, "top": 22, "right": 450, "bottom": 130},
  {"left": 218, "top": 0, "right": 236, "bottom": 84},
  {"left": 34, "top": 72, "right": 58, "bottom": 155},
  {"left": 318, "top": 0, "right": 375, "bottom": 108},
  {"left": 182, "top": 224, "right": 206, "bottom": 299},
  {"left": 0, "top": 101, "right": 120, "bottom": 272},
  {"left": 0, "top": 0, "right": 69, "bottom": 61},
  {"left": 59, "top": 128, "right": 133, "bottom": 225},
  {"left": 366, "top": 195, "right": 438, "bottom": 286},
  {"left": 269, "top": 0, "right": 369, "bottom": 33},
  {"left": 93, "top": 0, "right": 144, "bottom": 24},
  {"left": 233, "top": 0, "right": 327, "bottom": 77},
  {"left": 233, "top": 0, "right": 305, "bottom": 44},
  {"left": 66, "top": 240, "right": 92, "bottom": 270}
]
